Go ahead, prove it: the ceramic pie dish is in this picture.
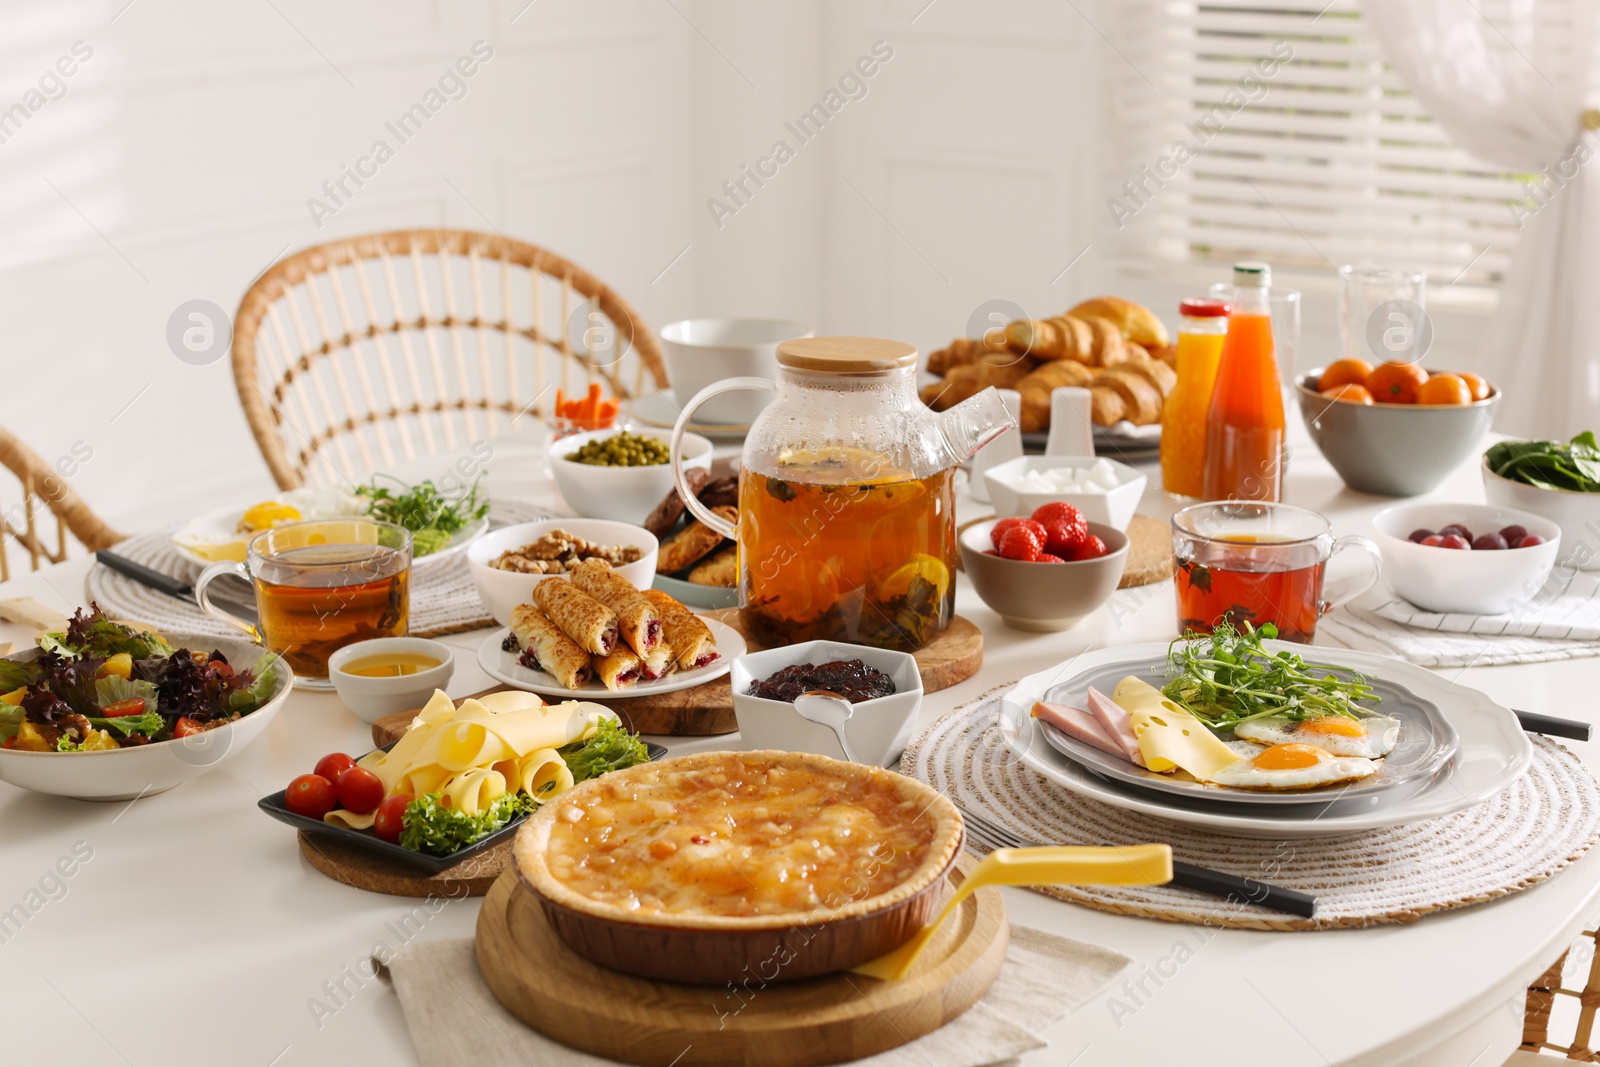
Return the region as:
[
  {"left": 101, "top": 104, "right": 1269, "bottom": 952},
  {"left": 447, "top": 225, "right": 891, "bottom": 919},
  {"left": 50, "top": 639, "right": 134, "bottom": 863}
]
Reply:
[{"left": 513, "top": 749, "right": 964, "bottom": 984}]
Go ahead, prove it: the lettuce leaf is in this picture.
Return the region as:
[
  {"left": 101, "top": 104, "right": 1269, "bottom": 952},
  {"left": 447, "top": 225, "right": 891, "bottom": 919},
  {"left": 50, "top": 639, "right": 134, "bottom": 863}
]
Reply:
[
  {"left": 557, "top": 718, "right": 649, "bottom": 783},
  {"left": 94, "top": 675, "right": 157, "bottom": 714},
  {"left": 45, "top": 605, "right": 172, "bottom": 661},
  {"left": 86, "top": 709, "right": 165, "bottom": 738},
  {"left": 0, "top": 703, "right": 21, "bottom": 743},
  {"left": 398, "top": 792, "right": 533, "bottom": 855}
]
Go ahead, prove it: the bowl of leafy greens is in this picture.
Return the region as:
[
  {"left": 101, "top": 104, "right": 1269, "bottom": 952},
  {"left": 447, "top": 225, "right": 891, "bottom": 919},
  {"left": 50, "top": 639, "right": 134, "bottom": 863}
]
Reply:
[
  {"left": 0, "top": 606, "right": 292, "bottom": 800},
  {"left": 1483, "top": 432, "right": 1600, "bottom": 572}
]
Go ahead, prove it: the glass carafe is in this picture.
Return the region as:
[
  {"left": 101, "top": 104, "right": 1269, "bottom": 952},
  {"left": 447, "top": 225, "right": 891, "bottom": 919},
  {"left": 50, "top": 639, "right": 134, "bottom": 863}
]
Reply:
[{"left": 670, "top": 337, "right": 1012, "bottom": 651}]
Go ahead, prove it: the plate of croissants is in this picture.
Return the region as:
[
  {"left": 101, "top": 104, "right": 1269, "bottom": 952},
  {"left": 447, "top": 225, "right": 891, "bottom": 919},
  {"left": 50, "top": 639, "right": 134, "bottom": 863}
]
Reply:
[{"left": 919, "top": 296, "right": 1175, "bottom": 447}]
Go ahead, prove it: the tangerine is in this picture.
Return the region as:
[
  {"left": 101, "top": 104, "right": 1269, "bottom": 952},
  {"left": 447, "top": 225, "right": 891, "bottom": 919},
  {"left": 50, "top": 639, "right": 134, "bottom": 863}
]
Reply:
[
  {"left": 1320, "top": 383, "right": 1374, "bottom": 405},
  {"left": 1367, "top": 361, "right": 1429, "bottom": 404},
  {"left": 1317, "top": 358, "right": 1374, "bottom": 392},
  {"left": 1458, "top": 372, "right": 1492, "bottom": 401},
  {"left": 1418, "top": 373, "right": 1472, "bottom": 405}
]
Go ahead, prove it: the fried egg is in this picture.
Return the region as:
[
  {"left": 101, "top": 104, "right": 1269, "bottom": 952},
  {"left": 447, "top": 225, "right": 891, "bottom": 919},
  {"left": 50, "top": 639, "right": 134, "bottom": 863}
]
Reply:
[
  {"left": 172, "top": 487, "right": 366, "bottom": 561},
  {"left": 1200, "top": 741, "right": 1378, "bottom": 791},
  {"left": 1233, "top": 714, "right": 1400, "bottom": 759}
]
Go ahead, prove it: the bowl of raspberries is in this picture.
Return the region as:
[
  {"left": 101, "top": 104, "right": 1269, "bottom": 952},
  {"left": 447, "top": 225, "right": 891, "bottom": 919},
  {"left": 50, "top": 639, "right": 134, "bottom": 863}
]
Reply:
[{"left": 959, "top": 502, "right": 1129, "bottom": 631}]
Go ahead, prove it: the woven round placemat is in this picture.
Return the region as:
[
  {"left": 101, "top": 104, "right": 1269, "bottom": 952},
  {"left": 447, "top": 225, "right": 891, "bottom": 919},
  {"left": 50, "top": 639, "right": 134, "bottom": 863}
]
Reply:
[
  {"left": 84, "top": 501, "right": 552, "bottom": 639},
  {"left": 902, "top": 686, "right": 1600, "bottom": 931}
]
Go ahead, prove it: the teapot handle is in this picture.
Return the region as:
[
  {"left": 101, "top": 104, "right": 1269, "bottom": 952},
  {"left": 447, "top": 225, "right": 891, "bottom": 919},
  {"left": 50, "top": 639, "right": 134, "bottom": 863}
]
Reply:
[{"left": 671, "top": 378, "right": 772, "bottom": 539}]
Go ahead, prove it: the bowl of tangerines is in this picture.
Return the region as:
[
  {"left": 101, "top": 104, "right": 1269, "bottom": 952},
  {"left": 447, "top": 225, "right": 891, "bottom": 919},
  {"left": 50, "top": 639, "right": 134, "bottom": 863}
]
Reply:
[{"left": 1296, "top": 359, "right": 1499, "bottom": 497}]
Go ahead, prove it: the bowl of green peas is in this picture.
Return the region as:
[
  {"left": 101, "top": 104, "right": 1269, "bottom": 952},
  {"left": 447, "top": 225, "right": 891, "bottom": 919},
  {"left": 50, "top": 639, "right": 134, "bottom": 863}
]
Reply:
[{"left": 549, "top": 428, "right": 715, "bottom": 523}]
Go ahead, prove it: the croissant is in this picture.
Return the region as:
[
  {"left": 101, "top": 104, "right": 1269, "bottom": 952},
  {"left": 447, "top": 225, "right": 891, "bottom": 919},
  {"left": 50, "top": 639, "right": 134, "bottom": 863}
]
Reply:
[
  {"left": 1069, "top": 296, "right": 1171, "bottom": 349},
  {"left": 1089, "top": 387, "right": 1126, "bottom": 425},
  {"left": 926, "top": 336, "right": 989, "bottom": 376},
  {"left": 923, "top": 353, "right": 1032, "bottom": 410},
  {"left": 1016, "top": 360, "right": 1094, "bottom": 433},
  {"left": 1079, "top": 316, "right": 1129, "bottom": 367},
  {"left": 1092, "top": 363, "right": 1165, "bottom": 425}
]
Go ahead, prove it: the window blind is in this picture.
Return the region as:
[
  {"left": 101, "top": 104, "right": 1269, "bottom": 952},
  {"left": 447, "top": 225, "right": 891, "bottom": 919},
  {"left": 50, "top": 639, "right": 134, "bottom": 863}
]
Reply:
[{"left": 1110, "top": 0, "right": 1538, "bottom": 287}]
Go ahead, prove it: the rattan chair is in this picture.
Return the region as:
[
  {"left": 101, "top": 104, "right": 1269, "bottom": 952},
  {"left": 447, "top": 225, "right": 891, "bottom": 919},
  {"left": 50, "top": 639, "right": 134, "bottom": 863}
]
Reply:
[
  {"left": 0, "top": 424, "right": 122, "bottom": 580},
  {"left": 232, "top": 229, "right": 669, "bottom": 490},
  {"left": 1514, "top": 930, "right": 1600, "bottom": 1060}
]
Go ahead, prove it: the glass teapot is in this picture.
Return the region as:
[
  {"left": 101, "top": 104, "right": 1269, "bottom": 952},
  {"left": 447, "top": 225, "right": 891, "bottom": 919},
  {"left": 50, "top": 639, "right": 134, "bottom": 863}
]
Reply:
[{"left": 670, "top": 337, "right": 1013, "bottom": 651}]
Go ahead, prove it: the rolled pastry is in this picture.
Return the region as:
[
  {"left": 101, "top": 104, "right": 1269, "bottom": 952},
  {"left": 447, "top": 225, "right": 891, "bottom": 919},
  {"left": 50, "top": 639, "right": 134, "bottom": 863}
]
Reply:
[
  {"left": 569, "top": 559, "right": 662, "bottom": 654},
  {"left": 641, "top": 642, "right": 675, "bottom": 682},
  {"left": 509, "top": 604, "right": 594, "bottom": 689},
  {"left": 531, "top": 578, "right": 619, "bottom": 656},
  {"left": 641, "top": 589, "right": 719, "bottom": 670},
  {"left": 594, "top": 648, "right": 644, "bottom": 691}
]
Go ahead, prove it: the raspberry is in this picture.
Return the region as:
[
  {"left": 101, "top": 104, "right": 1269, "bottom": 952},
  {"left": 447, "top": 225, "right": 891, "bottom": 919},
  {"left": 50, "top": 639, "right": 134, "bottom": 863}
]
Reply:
[
  {"left": 991, "top": 517, "right": 1046, "bottom": 552},
  {"left": 1031, "top": 502, "right": 1088, "bottom": 556},
  {"left": 1069, "top": 535, "right": 1107, "bottom": 561},
  {"left": 996, "top": 526, "right": 1044, "bottom": 561}
]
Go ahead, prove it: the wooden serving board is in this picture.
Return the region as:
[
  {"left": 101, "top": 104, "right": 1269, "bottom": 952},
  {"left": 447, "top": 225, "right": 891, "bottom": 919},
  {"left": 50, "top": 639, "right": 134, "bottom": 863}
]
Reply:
[
  {"left": 956, "top": 513, "right": 1173, "bottom": 589},
  {"left": 474, "top": 856, "right": 1008, "bottom": 1067},
  {"left": 296, "top": 831, "right": 506, "bottom": 898},
  {"left": 370, "top": 612, "right": 983, "bottom": 743}
]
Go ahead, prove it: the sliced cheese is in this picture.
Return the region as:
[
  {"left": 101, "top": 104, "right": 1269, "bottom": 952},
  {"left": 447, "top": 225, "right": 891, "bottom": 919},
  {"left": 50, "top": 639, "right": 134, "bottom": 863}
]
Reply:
[
  {"left": 478, "top": 690, "right": 545, "bottom": 715},
  {"left": 323, "top": 809, "right": 377, "bottom": 830},
  {"left": 494, "top": 747, "right": 573, "bottom": 802},
  {"left": 1112, "top": 676, "right": 1242, "bottom": 779},
  {"left": 441, "top": 767, "right": 507, "bottom": 816}
]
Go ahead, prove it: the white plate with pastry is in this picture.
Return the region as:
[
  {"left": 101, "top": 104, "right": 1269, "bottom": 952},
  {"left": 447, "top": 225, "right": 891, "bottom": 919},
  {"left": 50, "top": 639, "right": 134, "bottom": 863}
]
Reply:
[{"left": 478, "top": 617, "right": 742, "bottom": 699}]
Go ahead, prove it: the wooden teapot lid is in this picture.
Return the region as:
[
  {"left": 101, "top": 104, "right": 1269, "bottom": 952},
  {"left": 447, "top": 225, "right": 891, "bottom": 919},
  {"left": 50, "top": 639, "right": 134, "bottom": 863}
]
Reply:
[{"left": 777, "top": 337, "right": 917, "bottom": 375}]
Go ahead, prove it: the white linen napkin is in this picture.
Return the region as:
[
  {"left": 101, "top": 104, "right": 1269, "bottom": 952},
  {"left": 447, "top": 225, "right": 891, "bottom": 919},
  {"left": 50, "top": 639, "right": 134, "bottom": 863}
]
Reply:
[
  {"left": 1316, "top": 608, "right": 1598, "bottom": 668},
  {"left": 380, "top": 927, "right": 1129, "bottom": 1067}
]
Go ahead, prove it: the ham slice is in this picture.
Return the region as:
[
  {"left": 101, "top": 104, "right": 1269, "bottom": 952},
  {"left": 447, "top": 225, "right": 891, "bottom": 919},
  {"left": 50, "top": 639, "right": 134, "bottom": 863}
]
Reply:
[
  {"left": 1032, "top": 701, "right": 1126, "bottom": 760},
  {"left": 1086, "top": 686, "right": 1146, "bottom": 767}
]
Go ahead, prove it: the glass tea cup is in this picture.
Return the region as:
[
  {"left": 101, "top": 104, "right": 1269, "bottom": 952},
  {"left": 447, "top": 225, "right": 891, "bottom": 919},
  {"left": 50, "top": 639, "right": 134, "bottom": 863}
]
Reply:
[
  {"left": 194, "top": 518, "right": 413, "bottom": 688},
  {"left": 1171, "top": 502, "right": 1380, "bottom": 643}
]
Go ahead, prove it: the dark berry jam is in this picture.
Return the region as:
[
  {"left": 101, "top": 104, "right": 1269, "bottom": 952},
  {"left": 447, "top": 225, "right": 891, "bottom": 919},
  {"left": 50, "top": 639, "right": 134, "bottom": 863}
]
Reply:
[{"left": 748, "top": 660, "right": 896, "bottom": 704}]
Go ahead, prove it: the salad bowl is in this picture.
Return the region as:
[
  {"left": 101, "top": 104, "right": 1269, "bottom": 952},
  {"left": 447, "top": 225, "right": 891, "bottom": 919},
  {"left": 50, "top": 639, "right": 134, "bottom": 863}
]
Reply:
[{"left": 0, "top": 630, "right": 293, "bottom": 802}]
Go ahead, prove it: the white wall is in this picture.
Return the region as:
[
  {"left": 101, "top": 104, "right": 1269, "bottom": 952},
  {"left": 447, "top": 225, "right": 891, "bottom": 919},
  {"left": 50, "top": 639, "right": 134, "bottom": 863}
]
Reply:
[{"left": 0, "top": 0, "right": 1493, "bottom": 543}]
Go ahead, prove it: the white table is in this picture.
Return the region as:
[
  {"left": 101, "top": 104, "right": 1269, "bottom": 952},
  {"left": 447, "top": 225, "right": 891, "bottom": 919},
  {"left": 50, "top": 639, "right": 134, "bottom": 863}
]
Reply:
[{"left": 1, "top": 433, "right": 1594, "bottom": 1067}]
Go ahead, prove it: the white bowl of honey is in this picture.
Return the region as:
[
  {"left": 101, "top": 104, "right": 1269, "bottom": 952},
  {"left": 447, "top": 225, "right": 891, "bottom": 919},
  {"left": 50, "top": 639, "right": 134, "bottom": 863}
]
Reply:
[{"left": 328, "top": 638, "right": 455, "bottom": 724}]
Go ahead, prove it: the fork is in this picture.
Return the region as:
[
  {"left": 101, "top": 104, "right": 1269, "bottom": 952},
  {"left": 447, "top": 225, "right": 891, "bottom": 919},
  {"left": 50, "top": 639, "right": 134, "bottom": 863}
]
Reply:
[{"left": 953, "top": 801, "right": 1318, "bottom": 919}]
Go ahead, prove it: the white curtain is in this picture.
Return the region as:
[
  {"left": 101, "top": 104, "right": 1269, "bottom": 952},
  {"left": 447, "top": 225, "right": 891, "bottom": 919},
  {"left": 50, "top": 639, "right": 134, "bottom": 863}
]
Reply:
[{"left": 1360, "top": 0, "right": 1600, "bottom": 438}]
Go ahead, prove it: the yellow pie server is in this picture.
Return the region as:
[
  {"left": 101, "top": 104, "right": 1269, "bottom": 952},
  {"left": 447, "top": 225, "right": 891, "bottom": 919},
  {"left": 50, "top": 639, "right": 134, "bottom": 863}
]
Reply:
[{"left": 851, "top": 843, "right": 1174, "bottom": 981}]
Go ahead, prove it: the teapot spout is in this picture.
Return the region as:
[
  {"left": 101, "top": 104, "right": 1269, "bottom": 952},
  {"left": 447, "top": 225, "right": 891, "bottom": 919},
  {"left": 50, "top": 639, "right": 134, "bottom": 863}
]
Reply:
[{"left": 934, "top": 387, "right": 1015, "bottom": 466}]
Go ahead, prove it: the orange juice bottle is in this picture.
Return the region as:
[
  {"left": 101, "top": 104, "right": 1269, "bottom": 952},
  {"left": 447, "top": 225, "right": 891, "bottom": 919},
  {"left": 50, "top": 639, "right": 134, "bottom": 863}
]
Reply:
[
  {"left": 1160, "top": 298, "right": 1230, "bottom": 498},
  {"left": 1203, "top": 262, "right": 1285, "bottom": 502}
]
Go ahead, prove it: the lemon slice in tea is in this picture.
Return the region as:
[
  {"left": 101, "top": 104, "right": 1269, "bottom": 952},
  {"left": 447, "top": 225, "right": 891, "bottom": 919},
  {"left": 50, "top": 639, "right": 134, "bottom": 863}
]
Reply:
[{"left": 875, "top": 554, "right": 950, "bottom": 604}]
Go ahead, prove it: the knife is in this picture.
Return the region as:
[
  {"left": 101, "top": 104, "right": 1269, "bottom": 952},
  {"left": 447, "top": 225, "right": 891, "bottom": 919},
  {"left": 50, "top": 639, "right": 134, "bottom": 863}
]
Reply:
[
  {"left": 95, "top": 550, "right": 260, "bottom": 625},
  {"left": 1514, "top": 710, "right": 1591, "bottom": 742}
]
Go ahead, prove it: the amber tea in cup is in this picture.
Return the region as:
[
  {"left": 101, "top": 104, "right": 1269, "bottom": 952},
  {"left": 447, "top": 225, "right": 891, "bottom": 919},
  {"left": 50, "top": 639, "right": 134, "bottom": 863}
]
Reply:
[
  {"left": 195, "top": 519, "right": 412, "bottom": 688},
  {"left": 1171, "top": 502, "right": 1379, "bottom": 643}
]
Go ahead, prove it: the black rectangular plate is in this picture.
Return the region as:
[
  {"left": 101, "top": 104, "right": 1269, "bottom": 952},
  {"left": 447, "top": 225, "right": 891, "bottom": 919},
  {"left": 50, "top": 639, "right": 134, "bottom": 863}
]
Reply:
[{"left": 258, "top": 740, "right": 668, "bottom": 874}]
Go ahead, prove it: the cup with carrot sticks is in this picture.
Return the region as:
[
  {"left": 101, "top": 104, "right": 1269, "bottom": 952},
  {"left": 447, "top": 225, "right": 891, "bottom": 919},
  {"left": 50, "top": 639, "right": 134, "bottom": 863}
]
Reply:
[{"left": 550, "top": 382, "right": 622, "bottom": 438}]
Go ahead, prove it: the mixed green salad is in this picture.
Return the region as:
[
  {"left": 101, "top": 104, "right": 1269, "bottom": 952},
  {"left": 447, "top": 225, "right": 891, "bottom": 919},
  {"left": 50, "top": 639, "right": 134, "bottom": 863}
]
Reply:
[
  {"left": 0, "top": 605, "right": 280, "bottom": 752},
  {"left": 1485, "top": 432, "right": 1600, "bottom": 493}
]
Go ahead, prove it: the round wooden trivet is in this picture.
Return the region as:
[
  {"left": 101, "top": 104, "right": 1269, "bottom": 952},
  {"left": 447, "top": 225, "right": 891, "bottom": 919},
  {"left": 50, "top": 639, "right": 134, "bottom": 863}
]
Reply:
[
  {"left": 371, "top": 614, "right": 984, "bottom": 743},
  {"left": 903, "top": 689, "right": 1600, "bottom": 931},
  {"left": 474, "top": 857, "right": 1008, "bottom": 1067},
  {"left": 955, "top": 513, "right": 1172, "bottom": 589},
  {"left": 1119, "top": 513, "right": 1174, "bottom": 588},
  {"left": 297, "top": 830, "right": 507, "bottom": 898}
]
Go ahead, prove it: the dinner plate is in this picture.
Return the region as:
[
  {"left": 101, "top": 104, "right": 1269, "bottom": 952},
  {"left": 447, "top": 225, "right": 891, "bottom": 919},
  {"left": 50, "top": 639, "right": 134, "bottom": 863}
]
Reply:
[
  {"left": 651, "top": 572, "right": 739, "bottom": 610},
  {"left": 1035, "top": 653, "right": 1458, "bottom": 808},
  {"left": 1020, "top": 422, "right": 1161, "bottom": 460},
  {"left": 171, "top": 505, "right": 488, "bottom": 571},
  {"left": 1000, "top": 642, "right": 1533, "bottom": 837},
  {"left": 628, "top": 389, "right": 750, "bottom": 441},
  {"left": 476, "top": 617, "right": 744, "bottom": 698},
  {"left": 257, "top": 741, "right": 667, "bottom": 874}
]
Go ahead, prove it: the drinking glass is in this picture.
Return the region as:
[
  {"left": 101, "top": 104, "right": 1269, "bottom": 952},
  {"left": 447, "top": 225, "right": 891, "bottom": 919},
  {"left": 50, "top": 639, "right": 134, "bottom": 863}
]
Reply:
[
  {"left": 1171, "top": 502, "right": 1379, "bottom": 643},
  {"left": 194, "top": 518, "right": 413, "bottom": 688},
  {"left": 1337, "top": 266, "right": 1426, "bottom": 362}
]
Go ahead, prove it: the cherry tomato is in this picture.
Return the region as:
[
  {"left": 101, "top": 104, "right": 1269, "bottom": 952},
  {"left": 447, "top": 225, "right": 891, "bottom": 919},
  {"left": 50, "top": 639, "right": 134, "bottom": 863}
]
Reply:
[
  {"left": 314, "top": 752, "right": 356, "bottom": 782},
  {"left": 285, "top": 774, "right": 337, "bottom": 819},
  {"left": 335, "top": 767, "right": 384, "bottom": 815},
  {"left": 1438, "top": 534, "right": 1471, "bottom": 550},
  {"left": 101, "top": 697, "right": 148, "bottom": 718},
  {"left": 1515, "top": 534, "right": 1546, "bottom": 548},
  {"left": 374, "top": 793, "right": 413, "bottom": 843},
  {"left": 173, "top": 717, "right": 204, "bottom": 738}
]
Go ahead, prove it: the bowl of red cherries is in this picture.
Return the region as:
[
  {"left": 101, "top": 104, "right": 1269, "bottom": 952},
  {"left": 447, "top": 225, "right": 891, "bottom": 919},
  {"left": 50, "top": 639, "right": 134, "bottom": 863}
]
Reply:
[{"left": 1371, "top": 502, "right": 1562, "bottom": 615}]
